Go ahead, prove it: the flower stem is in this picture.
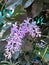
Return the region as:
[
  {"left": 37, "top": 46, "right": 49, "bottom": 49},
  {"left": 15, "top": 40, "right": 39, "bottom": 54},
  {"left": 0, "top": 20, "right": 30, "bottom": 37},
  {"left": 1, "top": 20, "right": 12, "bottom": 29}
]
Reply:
[{"left": 41, "top": 46, "right": 48, "bottom": 60}]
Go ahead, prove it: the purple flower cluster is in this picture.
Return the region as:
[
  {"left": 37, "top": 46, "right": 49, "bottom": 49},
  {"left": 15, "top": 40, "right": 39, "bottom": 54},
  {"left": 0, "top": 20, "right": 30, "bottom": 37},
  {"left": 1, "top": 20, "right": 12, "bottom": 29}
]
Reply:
[
  {"left": 28, "top": 22, "right": 41, "bottom": 37},
  {"left": 4, "top": 18, "right": 41, "bottom": 59}
]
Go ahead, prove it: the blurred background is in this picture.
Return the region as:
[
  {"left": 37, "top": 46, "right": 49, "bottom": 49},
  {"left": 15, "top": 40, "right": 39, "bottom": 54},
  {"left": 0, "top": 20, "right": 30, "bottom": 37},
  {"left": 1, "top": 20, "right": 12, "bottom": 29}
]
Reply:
[{"left": 0, "top": 0, "right": 49, "bottom": 65}]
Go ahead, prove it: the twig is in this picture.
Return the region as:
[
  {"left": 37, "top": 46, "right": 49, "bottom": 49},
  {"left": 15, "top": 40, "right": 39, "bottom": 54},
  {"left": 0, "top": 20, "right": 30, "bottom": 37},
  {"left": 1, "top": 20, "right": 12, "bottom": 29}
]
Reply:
[
  {"left": 41, "top": 46, "right": 48, "bottom": 60},
  {"left": 41, "top": 35, "right": 49, "bottom": 38}
]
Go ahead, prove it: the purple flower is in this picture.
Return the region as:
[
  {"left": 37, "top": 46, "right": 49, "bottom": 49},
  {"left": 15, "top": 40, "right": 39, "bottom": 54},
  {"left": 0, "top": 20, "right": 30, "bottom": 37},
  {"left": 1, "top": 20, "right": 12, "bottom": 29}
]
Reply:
[
  {"left": 4, "top": 23, "right": 22, "bottom": 59},
  {"left": 4, "top": 18, "right": 41, "bottom": 59},
  {"left": 28, "top": 22, "right": 41, "bottom": 37}
]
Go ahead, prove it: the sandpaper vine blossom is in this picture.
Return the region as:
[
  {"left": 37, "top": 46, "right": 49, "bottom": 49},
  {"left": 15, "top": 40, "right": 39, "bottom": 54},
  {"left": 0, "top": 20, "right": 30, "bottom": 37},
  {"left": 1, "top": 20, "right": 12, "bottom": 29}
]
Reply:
[{"left": 4, "top": 18, "right": 41, "bottom": 59}]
